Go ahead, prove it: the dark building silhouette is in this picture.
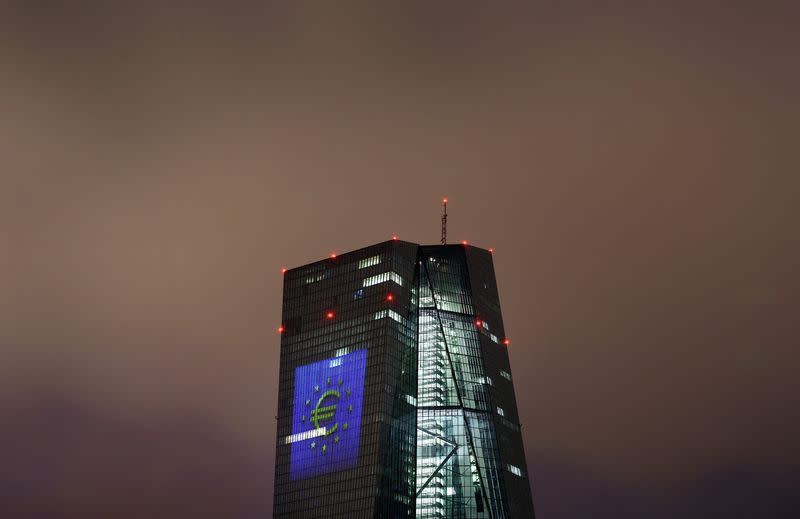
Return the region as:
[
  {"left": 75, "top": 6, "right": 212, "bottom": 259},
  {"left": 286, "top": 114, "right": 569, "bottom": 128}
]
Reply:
[{"left": 273, "top": 240, "right": 535, "bottom": 518}]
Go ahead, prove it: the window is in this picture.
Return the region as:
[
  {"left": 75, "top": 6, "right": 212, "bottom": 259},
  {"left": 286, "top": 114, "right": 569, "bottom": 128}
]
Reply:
[
  {"left": 353, "top": 288, "right": 365, "bottom": 300},
  {"left": 357, "top": 255, "right": 381, "bottom": 269},
  {"left": 284, "top": 427, "right": 327, "bottom": 444},
  {"left": 375, "top": 309, "right": 406, "bottom": 325},
  {"left": 500, "top": 369, "right": 511, "bottom": 381},
  {"left": 362, "top": 271, "right": 404, "bottom": 287},
  {"left": 506, "top": 463, "right": 523, "bottom": 477},
  {"left": 496, "top": 406, "right": 505, "bottom": 417},
  {"left": 304, "top": 272, "right": 327, "bottom": 284}
]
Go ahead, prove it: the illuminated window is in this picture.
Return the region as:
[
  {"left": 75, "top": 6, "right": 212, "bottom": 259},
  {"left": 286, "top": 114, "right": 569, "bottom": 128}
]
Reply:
[
  {"left": 358, "top": 255, "right": 381, "bottom": 269},
  {"left": 362, "top": 271, "right": 404, "bottom": 287},
  {"left": 497, "top": 406, "right": 505, "bottom": 417},
  {"left": 490, "top": 333, "right": 499, "bottom": 344},
  {"left": 304, "top": 273, "right": 327, "bottom": 284},
  {"left": 284, "top": 427, "right": 327, "bottom": 444},
  {"left": 506, "top": 463, "right": 523, "bottom": 477},
  {"left": 500, "top": 369, "right": 511, "bottom": 381},
  {"left": 354, "top": 288, "right": 365, "bottom": 300},
  {"left": 375, "top": 309, "right": 405, "bottom": 325}
]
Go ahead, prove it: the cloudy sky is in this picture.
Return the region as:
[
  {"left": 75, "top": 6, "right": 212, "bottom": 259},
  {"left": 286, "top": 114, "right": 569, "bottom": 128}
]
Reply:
[{"left": 1, "top": 2, "right": 798, "bottom": 517}]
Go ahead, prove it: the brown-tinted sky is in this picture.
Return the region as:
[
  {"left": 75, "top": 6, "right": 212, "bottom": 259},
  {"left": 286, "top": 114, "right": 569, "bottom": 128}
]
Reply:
[{"left": 1, "top": 2, "right": 798, "bottom": 518}]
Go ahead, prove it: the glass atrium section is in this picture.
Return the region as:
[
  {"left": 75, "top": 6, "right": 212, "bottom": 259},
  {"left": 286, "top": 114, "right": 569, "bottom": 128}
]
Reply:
[{"left": 416, "top": 249, "right": 508, "bottom": 518}]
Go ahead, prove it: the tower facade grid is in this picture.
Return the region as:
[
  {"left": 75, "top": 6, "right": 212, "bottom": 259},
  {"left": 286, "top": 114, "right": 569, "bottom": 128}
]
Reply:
[{"left": 273, "top": 240, "right": 534, "bottom": 518}]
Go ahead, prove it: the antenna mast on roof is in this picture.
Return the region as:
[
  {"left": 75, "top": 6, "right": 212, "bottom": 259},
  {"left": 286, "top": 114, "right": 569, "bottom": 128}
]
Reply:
[{"left": 441, "top": 197, "right": 448, "bottom": 244}]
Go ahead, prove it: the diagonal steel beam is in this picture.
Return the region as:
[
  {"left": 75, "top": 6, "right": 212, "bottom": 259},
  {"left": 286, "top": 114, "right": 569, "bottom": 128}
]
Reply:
[{"left": 415, "top": 425, "right": 458, "bottom": 497}]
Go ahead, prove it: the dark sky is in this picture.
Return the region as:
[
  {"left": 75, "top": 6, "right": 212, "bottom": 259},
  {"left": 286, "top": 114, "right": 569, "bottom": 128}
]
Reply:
[{"left": 1, "top": 2, "right": 798, "bottom": 518}]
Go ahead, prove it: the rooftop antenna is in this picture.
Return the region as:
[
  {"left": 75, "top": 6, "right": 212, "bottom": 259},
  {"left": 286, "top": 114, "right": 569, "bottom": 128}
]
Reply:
[{"left": 441, "top": 197, "right": 448, "bottom": 244}]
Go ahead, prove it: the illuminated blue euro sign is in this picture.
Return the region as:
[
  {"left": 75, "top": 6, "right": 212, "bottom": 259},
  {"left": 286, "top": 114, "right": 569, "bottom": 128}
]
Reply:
[{"left": 290, "top": 349, "right": 367, "bottom": 480}]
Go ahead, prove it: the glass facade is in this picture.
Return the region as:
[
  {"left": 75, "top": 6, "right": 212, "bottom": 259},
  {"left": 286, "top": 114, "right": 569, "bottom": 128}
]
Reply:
[
  {"left": 416, "top": 247, "right": 508, "bottom": 518},
  {"left": 273, "top": 241, "right": 534, "bottom": 518}
]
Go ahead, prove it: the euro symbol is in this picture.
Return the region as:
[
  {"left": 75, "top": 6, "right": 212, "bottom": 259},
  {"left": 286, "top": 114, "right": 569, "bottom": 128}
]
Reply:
[{"left": 311, "top": 389, "right": 340, "bottom": 435}]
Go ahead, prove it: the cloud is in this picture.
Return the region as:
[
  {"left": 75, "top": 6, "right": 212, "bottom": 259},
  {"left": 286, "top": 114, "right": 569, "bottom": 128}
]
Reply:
[{"left": 1, "top": 394, "right": 272, "bottom": 518}]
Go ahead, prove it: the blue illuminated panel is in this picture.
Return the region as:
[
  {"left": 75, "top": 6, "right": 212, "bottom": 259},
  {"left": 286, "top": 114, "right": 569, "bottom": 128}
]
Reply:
[{"left": 290, "top": 349, "right": 367, "bottom": 480}]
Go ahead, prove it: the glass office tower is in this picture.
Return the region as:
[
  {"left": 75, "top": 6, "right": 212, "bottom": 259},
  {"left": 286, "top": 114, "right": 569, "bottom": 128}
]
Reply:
[{"left": 273, "top": 240, "right": 535, "bottom": 518}]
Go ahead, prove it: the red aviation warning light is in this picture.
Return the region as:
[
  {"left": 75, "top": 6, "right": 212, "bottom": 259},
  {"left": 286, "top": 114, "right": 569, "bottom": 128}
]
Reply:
[
  {"left": 475, "top": 319, "right": 483, "bottom": 327},
  {"left": 325, "top": 311, "right": 335, "bottom": 319},
  {"left": 488, "top": 248, "right": 494, "bottom": 253},
  {"left": 503, "top": 338, "right": 511, "bottom": 346},
  {"left": 462, "top": 240, "right": 468, "bottom": 246},
  {"left": 391, "top": 234, "right": 398, "bottom": 240},
  {"left": 278, "top": 325, "right": 285, "bottom": 333},
  {"left": 386, "top": 293, "right": 394, "bottom": 302},
  {"left": 330, "top": 252, "right": 337, "bottom": 259},
  {"left": 281, "top": 267, "right": 288, "bottom": 274}
]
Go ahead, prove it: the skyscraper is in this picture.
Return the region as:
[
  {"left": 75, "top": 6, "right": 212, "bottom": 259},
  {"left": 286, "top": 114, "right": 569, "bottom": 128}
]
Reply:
[{"left": 273, "top": 240, "right": 535, "bottom": 518}]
